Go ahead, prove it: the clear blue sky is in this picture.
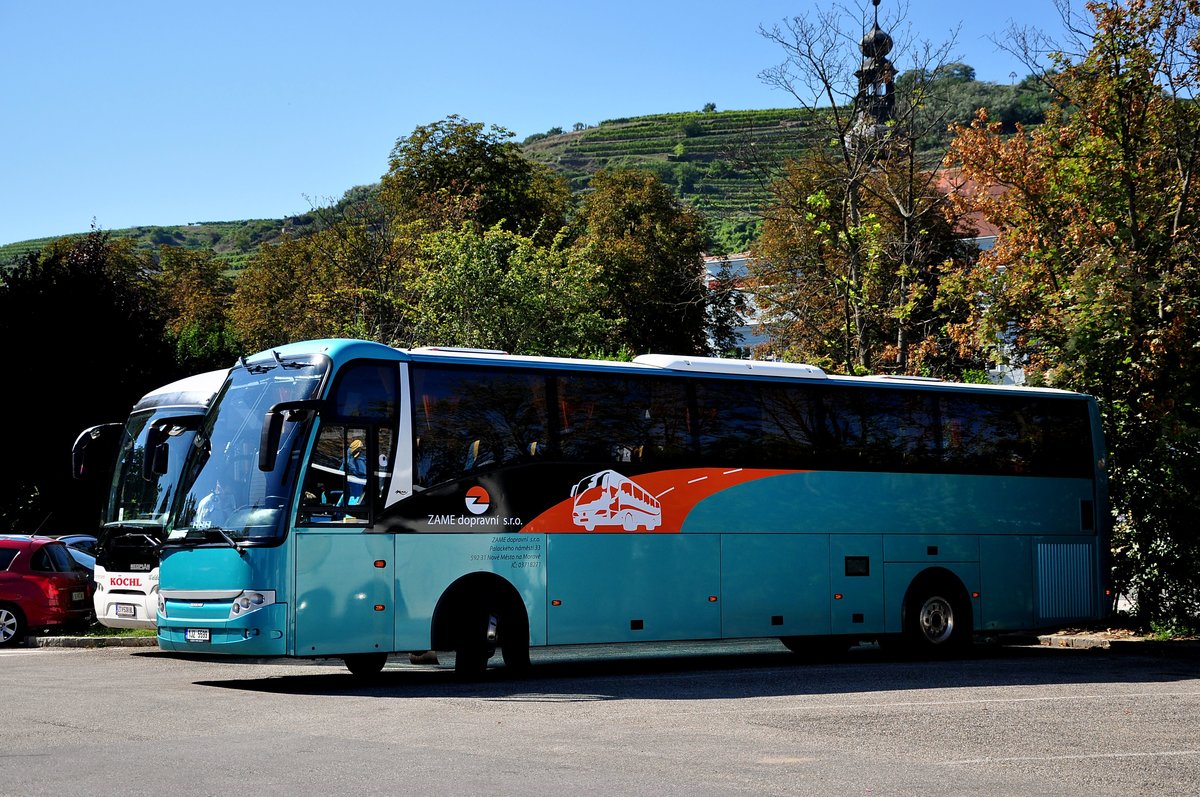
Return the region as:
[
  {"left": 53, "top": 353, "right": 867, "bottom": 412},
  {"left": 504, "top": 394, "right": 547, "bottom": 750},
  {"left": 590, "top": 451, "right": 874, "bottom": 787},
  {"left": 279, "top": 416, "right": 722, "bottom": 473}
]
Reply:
[{"left": 0, "top": 0, "right": 1069, "bottom": 245}]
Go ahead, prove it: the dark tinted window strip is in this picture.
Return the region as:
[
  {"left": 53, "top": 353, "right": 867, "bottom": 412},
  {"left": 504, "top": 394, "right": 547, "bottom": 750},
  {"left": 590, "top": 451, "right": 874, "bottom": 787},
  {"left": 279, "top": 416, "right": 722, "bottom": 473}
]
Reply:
[{"left": 410, "top": 363, "right": 1095, "bottom": 485}]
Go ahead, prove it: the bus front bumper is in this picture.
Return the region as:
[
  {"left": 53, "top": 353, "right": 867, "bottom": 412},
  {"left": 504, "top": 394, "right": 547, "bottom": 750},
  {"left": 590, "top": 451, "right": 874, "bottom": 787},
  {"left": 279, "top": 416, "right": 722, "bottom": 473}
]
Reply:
[{"left": 157, "top": 602, "right": 288, "bottom": 656}]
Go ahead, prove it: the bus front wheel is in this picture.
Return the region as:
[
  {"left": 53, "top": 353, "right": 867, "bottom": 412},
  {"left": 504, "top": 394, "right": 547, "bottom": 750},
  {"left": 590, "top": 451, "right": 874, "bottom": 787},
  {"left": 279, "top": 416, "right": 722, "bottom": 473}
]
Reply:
[
  {"left": 454, "top": 607, "right": 496, "bottom": 678},
  {"left": 500, "top": 611, "right": 531, "bottom": 673},
  {"left": 456, "top": 601, "right": 531, "bottom": 677},
  {"left": 343, "top": 652, "right": 387, "bottom": 677}
]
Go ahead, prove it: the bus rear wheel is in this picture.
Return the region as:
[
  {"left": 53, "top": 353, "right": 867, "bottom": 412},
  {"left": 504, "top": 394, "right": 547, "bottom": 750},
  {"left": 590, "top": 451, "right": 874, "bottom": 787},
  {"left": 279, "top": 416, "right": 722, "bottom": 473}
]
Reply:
[
  {"left": 344, "top": 652, "right": 387, "bottom": 677},
  {"left": 903, "top": 580, "right": 970, "bottom": 656}
]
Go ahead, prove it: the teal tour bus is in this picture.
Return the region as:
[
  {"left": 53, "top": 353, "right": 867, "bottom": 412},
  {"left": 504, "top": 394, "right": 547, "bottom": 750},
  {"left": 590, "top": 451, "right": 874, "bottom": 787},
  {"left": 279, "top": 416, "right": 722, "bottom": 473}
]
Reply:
[{"left": 156, "top": 340, "right": 1108, "bottom": 675}]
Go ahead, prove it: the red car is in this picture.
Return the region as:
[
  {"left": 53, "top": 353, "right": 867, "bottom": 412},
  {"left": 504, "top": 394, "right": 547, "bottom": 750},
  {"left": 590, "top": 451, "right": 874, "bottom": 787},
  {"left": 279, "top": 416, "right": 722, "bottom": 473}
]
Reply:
[{"left": 0, "top": 535, "right": 93, "bottom": 647}]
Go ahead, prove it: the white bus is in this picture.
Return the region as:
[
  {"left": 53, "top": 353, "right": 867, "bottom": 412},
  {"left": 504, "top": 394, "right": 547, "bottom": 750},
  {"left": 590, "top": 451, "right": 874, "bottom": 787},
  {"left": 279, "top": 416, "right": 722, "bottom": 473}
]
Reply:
[{"left": 73, "top": 370, "right": 226, "bottom": 628}]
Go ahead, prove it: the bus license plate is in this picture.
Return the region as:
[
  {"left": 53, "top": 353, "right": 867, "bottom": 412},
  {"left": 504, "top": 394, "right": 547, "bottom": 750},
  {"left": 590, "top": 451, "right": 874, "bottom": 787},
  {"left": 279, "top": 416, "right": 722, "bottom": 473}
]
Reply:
[
  {"left": 72, "top": 591, "right": 85, "bottom": 602},
  {"left": 115, "top": 604, "right": 136, "bottom": 618},
  {"left": 185, "top": 628, "right": 210, "bottom": 643}
]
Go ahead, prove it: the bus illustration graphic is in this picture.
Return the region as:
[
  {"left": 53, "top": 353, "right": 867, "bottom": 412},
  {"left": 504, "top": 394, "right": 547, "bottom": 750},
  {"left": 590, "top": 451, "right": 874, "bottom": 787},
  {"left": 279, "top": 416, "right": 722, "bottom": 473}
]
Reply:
[{"left": 570, "top": 469, "right": 662, "bottom": 531}]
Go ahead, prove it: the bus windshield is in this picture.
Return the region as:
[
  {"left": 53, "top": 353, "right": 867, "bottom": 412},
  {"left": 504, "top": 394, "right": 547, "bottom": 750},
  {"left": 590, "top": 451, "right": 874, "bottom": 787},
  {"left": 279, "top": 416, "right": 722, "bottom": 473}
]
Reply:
[
  {"left": 169, "top": 357, "right": 328, "bottom": 543},
  {"left": 105, "top": 409, "right": 199, "bottom": 528}
]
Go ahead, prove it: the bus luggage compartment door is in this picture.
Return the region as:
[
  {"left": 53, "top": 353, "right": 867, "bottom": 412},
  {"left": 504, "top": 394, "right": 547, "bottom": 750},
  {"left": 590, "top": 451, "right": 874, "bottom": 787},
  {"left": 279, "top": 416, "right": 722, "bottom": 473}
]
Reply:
[
  {"left": 547, "top": 534, "right": 720, "bottom": 645},
  {"left": 829, "top": 535, "right": 884, "bottom": 636},
  {"left": 295, "top": 530, "right": 395, "bottom": 656},
  {"left": 720, "top": 534, "right": 830, "bottom": 638}
]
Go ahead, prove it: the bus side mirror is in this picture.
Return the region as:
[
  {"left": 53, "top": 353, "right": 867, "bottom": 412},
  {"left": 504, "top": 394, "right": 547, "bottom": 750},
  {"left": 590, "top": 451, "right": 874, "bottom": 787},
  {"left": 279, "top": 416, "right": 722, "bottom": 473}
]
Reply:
[
  {"left": 144, "top": 414, "right": 204, "bottom": 480},
  {"left": 72, "top": 423, "right": 122, "bottom": 480},
  {"left": 144, "top": 423, "right": 170, "bottom": 479},
  {"left": 259, "top": 400, "right": 325, "bottom": 472}
]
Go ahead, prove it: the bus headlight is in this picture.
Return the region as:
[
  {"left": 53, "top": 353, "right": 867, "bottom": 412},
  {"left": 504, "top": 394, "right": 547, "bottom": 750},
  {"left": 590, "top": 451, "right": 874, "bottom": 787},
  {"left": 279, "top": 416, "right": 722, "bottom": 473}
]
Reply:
[
  {"left": 158, "top": 593, "right": 167, "bottom": 618},
  {"left": 227, "top": 591, "right": 275, "bottom": 620}
]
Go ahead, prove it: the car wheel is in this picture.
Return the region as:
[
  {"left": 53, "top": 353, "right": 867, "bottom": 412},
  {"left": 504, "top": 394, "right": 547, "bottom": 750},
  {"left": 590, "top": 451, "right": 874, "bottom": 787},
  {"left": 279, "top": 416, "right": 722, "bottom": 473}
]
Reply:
[{"left": 0, "top": 605, "right": 25, "bottom": 648}]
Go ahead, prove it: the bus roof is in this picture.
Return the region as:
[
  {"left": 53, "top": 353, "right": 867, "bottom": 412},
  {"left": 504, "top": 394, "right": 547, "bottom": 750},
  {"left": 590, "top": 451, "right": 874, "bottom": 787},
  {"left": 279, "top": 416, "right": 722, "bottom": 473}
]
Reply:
[
  {"left": 133, "top": 369, "right": 228, "bottom": 412},
  {"left": 634, "top": 354, "right": 827, "bottom": 380},
  {"left": 249, "top": 339, "right": 1089, "bottom": 400}
]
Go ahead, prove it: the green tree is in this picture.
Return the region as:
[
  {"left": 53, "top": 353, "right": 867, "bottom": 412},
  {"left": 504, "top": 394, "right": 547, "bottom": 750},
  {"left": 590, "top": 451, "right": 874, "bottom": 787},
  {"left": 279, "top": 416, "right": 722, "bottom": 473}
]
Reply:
[
  {"left": 233, "top": 121, "right": 588, "bottom": 354},
  {"left": 409, "top": 223, "right": 613, "bottom": 355},
  {"left": 945, "top": 0, "right": 1200, "bottom": 622},
  {"left": 229, "top": 233, "right": 346, "bottom": 350},
  {"left": 157, "top": 247, "right": 239, "bottom": 371},
  {"left": 0, "top": 231, "right": 175, "bottom": 533},
  {"left": 894, "top": 64, "right": 1052, "bottom": 140},
  {"left": 574, "top": 169, "right": 709, "bottom": 355},
  {"left": 306, "top": 188, "right": 424, "bottom": 345},
  {"left": 751, "top": 157, "right": 975, "bottom": 373},
  {"left": 381, "top": 115, "right": 571, "bottom": 242}
]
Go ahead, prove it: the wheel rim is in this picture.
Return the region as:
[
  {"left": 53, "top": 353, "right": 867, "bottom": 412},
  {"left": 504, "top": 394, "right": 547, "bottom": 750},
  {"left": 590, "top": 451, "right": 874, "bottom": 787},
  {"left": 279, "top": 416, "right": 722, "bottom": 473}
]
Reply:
[
  {"left": 0, "top": 609, "right": 17, "bottom": 644},
  {"left": 918, "top": 595, "right": 954, "bottom": 644}
]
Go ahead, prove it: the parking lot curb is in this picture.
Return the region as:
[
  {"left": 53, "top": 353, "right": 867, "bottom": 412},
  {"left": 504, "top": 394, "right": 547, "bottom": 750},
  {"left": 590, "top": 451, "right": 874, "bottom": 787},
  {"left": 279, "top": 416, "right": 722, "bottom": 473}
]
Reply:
[
  {"left": 29, "top": 635, "right": 159, "bottom": 649},
  {"left": 1038, "top": 634, "right": 1113, "bottom": 650},
  {"left": 1037, "top": 634, "right": 1200, "bottom": 657}
]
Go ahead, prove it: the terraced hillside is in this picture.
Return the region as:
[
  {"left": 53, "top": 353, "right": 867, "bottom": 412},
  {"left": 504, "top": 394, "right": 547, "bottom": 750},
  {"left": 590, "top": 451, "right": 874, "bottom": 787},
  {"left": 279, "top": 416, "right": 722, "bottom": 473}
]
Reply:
[
  {"left": 0, "top": 216, "right": 318, "bottom": 273},
  {"left": 524, "top": 108, "right": 816, "bottom": 223},
  {"left": 3, "top": 78, "right": 1047, "bottom": 264}
]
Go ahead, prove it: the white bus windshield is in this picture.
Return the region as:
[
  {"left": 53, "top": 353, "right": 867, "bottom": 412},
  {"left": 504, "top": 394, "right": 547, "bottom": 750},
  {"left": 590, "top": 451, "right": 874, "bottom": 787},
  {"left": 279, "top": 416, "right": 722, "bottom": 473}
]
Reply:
[
  {"left": 105, "top": 409, "right": 199, "bottom": 528},
  {"left": 169, "top": 357, "right": 328, "bottom": 543}
]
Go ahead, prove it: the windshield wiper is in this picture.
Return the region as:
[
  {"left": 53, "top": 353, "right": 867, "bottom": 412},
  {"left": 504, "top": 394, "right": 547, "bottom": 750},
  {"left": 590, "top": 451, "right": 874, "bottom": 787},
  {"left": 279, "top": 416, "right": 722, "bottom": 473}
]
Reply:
[
  {"left": 271, "top": 350, "right": 315, "bottom": 370},
  {"left": 184, "top": 527, "right": 248, "bottom": 558}
]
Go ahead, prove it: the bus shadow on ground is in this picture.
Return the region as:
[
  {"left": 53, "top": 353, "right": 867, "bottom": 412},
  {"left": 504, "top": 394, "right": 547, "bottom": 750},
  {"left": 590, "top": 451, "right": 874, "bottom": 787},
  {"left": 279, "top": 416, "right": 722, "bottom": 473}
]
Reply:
[{"left": 169, "top": 640, "right": 1200, "bottom": 701}]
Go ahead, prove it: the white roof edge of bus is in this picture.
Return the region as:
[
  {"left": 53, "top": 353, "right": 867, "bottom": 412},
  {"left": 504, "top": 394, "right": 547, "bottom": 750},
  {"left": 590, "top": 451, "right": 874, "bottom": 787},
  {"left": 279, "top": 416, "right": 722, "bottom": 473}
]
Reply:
[
  {"left": 633, "top": 354, "right": 828, "bottom": 379},
  {"left": 142, "top": 368, "right": 228, "bottom": 398},
  {"left": 398, "top": 347, "right": 666, "bottom": 370},
  {"left": 409, "top": 346, "right": 509, "bottom": 355},
  {"left": 854, "top": 374, "right": 1082, "bottom": 395},
  {"left": 395, "top": 347, "right": 1084, "bottom": 395},
  {"left": 864, "top": 374, "right": 945, "bottom": 383}
]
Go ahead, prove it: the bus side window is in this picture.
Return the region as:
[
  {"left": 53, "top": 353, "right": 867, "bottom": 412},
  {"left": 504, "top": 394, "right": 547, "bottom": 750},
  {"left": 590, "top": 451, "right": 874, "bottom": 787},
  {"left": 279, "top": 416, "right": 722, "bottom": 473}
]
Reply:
[
  {"left": 344, "top": 426, "right": 369, "bottom": 506},
  {"left": 298, "top": 424, "right": 369, "bottom": 525}
]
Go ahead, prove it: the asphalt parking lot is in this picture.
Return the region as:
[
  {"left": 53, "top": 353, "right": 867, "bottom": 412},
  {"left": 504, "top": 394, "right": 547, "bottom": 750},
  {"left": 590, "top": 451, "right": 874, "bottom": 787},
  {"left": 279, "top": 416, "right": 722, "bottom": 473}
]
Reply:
[{"left": 2, "top": 639, "right": 1197, "bottom": 796}]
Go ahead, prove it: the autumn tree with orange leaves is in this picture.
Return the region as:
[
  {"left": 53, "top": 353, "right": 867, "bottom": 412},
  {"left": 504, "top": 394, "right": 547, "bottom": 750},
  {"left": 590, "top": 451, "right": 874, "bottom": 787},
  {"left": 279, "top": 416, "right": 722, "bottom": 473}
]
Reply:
[
  {"left": 945, "top": 0, "right": 1200, "bottom": 623},
  {"left": 753, "top": 3, "right": 980, "bottom": 376}
]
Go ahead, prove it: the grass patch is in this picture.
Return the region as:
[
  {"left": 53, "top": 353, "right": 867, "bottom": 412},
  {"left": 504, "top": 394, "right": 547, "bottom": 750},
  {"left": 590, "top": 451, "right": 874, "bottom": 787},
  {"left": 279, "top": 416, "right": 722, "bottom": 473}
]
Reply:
[
  {"left": 49, "top": 625, "right": 157, "bottom": 638},
  {"left": 1148, "top": 619, "right": 1199, "bottom": 641}
]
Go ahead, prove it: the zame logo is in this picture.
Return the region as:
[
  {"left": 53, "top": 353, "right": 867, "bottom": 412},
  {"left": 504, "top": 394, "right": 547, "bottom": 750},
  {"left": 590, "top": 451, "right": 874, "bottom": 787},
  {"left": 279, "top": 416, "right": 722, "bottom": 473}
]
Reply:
[{"left": 464, "top": 486, "right": 491, "bottom": 515}]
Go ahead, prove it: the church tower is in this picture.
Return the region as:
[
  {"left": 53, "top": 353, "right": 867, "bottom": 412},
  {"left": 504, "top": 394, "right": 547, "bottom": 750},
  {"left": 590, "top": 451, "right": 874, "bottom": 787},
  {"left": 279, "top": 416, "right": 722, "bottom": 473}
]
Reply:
[{"left": 850, "top": 0, "right": 897, "bottom": 149}]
